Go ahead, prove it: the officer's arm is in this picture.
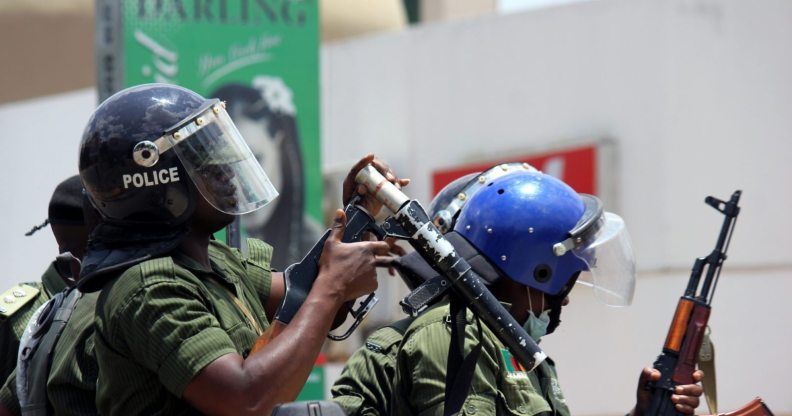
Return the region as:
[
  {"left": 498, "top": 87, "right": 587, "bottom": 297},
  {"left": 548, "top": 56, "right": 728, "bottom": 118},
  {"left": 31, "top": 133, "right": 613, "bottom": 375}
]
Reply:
[
  {"left": 183, "top": 214, "right": 389, "bottom": 416},
  {"left": 182, "top": 285, "right": 343, "bottom": 416},
  {"left": 331, "top": 326, "right": 402, "bottom": 415}
]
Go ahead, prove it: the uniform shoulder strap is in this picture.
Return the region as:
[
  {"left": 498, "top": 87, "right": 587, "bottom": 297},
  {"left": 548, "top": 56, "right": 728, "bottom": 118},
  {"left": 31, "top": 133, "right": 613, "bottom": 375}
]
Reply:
[
  {"left": 246, "top": 238, "right": 274, "bottom": 267},
  {"left": 361, "top": 317, "right": 415, "bottom": 355},
  {"left": 137, "top": 256, "right": 178, "bottom": 281},
  {"left": 0, "top": 284, "right": 41, "bottom": 320},
  {"left": 243, "top": 238, "right": 274, "bottom": 302},
  {"left": 386, "top": 317, "right": 414, "bottom": 336}
]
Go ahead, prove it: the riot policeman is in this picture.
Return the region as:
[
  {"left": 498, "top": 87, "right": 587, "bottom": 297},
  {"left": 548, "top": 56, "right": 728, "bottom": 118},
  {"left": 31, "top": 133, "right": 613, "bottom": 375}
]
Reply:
[
  {"left": 331, "top": 163, "right": 535, "bottom": 415},
  {"left": 77, "top": 83, "right": 401, "bottom": 415},
  {"left": 335, "top": 167, "right": 704, "bottom": 416}
]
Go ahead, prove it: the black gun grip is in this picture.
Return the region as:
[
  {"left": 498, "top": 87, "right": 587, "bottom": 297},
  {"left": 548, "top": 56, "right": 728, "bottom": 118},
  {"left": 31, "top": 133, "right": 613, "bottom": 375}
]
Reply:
[{"left": 273, "top": 204, "right": 384, "bottom": 326}]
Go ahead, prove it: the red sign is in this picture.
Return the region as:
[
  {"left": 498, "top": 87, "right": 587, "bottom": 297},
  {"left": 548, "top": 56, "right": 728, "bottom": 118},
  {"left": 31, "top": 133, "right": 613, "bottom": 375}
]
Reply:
[{"left": 431, "top": 144, "right": 598, "bottom": 196}]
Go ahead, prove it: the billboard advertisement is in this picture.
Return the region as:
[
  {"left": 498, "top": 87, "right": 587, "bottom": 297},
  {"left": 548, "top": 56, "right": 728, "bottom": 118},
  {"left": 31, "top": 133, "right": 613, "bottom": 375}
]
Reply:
[{"left": 96, "top": 0, "right": 322, "bottom": 270}]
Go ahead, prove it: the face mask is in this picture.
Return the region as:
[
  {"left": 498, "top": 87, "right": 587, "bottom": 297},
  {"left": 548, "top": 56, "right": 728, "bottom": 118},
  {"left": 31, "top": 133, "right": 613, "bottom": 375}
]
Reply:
[{"left": 523, "top": 288, "right": 551, "bottom": 342}]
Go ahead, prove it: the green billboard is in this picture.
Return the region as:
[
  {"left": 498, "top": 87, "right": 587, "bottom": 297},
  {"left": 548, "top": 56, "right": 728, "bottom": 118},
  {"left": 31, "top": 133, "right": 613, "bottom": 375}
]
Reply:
[{"left": 96, "top": 0, "right": 322, "bottom": 270}]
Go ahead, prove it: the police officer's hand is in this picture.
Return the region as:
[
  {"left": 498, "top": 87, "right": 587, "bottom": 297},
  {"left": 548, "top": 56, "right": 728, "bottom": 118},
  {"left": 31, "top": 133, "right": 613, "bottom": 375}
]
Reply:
[
  {"left": 342, "top": 153, "right": 410, "bottom": 216},
  {"left": 630, "top": 367, "right": 704, "bottom": 416},
  {"left": 317, "top": 209, "right": 392, "bottom": 302},
  {"left": 382, "top": 237, "right": 407, "bottom": 276}
]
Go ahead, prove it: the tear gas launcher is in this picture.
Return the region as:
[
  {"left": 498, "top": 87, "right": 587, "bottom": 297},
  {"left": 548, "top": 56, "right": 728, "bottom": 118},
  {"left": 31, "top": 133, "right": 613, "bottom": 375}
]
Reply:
[
  {"left": 354, "top": 164, "right": 548, "bottom": 371},
  {"left": 248, "top": 164, "right": 548, "bottom": 374}
]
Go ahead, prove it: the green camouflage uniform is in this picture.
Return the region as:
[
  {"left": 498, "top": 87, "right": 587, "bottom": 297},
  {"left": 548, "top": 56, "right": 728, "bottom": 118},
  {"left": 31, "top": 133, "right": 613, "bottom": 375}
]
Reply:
[
  {"left": 94, "top": 239, "right": 273, "bottom": 415},
  {"left": 0, "top": 263, "right": 67, "bottom": 382},
  {"left": 390, "top": 300, "right": 572, "bottom": 416},
  {"left": 0, "top": 290, "right": 100, "bottom": 416},
  {"left": 331, "top": 318, "right": 413, "bottom": 415}
]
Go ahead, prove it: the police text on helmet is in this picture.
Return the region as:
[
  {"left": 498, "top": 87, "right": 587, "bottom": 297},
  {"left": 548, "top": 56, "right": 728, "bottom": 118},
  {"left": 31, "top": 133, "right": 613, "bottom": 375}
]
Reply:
[{"left": 122, "top": 167, "right": 180, "bottom": 189}]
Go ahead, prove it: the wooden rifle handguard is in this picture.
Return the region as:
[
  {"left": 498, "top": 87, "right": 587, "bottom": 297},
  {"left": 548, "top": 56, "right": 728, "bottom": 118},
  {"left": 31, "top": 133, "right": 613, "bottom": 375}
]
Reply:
[{"left": 704, "top": 398, "right": 774, "bottom": 416}]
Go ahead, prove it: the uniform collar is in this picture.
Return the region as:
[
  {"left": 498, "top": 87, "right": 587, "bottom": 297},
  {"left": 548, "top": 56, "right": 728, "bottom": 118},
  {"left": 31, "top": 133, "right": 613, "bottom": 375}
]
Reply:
[
  {"left": 42, "top": 261, "right": 68, "bottom": 295},
  {"left": 171, "top": 247, "right": 237, "bottom": 286}
]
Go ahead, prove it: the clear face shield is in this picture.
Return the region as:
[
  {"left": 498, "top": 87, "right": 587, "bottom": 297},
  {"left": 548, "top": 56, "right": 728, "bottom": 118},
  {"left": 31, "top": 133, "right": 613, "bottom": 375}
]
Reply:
[
  {"left": 135, "top": 100, "right": 279, "bottom": 215},
  {"left": 553, "top": 196, "right": 636, "bottom": 306}
]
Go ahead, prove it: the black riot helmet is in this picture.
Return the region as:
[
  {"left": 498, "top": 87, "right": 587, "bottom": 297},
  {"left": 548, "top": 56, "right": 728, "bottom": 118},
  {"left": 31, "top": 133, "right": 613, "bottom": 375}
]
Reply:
[{"left": 79, "top": 83, "right": 279, "bottom": 227}]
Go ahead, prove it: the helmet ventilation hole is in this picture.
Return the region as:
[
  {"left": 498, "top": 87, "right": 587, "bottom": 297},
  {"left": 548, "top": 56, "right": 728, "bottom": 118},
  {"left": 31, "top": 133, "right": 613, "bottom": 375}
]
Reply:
[{"left": 534, "top": 264, "right": 552, "bottom": 283}]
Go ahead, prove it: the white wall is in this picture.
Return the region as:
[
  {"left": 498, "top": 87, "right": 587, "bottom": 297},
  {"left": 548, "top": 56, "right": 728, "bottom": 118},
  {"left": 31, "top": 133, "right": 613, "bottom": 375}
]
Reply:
[
  {"left": 322, "top": 0, "right": 792, "bottom": 413},
  {"left": 0, "top": 89, "right": 97, "bottom": 286}
]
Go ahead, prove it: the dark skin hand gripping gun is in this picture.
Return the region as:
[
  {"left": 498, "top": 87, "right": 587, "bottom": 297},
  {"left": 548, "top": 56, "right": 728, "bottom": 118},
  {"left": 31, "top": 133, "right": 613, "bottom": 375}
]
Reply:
[
  {"left": 250, "top": 195, "right": 387, "bottom": 353},
  {"left": 647, "top": 190, "right": 774, "bottom": 416}
]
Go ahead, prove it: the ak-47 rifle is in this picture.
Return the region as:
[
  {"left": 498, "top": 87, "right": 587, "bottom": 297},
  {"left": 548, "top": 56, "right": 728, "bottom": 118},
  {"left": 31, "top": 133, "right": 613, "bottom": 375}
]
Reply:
[{"left": 647, "top": 190, "right": 774, "bottom": 416}]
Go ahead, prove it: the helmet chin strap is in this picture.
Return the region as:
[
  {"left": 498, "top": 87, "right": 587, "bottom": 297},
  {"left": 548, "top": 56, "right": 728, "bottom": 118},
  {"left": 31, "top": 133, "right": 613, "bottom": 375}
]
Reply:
[
  {"left": 526, "top": 286, "right": 546, "bottom": 318},
  {"left": 543, "top": 271, "right": 581, "bottom": 334}
]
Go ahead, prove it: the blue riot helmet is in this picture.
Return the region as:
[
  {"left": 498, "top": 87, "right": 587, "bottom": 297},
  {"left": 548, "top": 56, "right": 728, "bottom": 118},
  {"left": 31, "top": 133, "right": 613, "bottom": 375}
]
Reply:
[
  {"left": 79, "top": 83, "right": 279, "bottom": 227},
  {"left": 428, "top": 173, "right": 478, "bottom": 233},
  {"left": 454, "top": 170, "right": 635, "bottom": 306},
  {"left": 429, "top": 163, "right": 539, "bottom": 233},
  {"left": 395, "top": 163, "right": 540, "bottom": 290}
]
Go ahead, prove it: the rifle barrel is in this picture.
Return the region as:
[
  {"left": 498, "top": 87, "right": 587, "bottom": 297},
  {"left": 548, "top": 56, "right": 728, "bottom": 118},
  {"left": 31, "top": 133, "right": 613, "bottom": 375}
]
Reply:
[{"left": 697, "top": 191, "right": 741, "bottom": 303}]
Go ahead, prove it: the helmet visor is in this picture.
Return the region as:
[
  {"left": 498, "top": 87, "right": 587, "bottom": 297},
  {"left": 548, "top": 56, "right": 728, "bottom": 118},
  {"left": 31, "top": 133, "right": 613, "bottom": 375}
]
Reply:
[
  {"left": 166, "top": 102, "right": 279, "bottom": 215},
  {"left": 571, "top": 212, "right": 636, "bottom": 306}
]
